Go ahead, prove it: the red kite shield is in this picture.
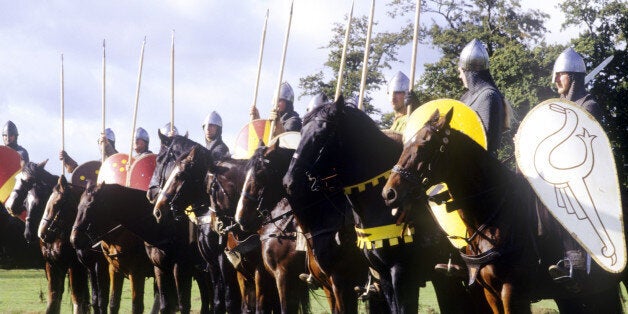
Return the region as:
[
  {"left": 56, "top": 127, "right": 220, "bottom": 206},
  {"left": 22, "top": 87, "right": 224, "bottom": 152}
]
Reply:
[
  {"left": 0, "top": 146, "right": 22, "bottom": 203},
  {"left": 515, "top": 98, "right": 625, "bottom": 273},
  {"left": 127, "top": 153, "right": 156, "bottom": 191},
  {"left": 71, "top": 160, "right": 101, "bottom": 188},
  {"left": 97, "top": 153, "right": 130, "bottom": 186},
  {"left": 232, "top": 119, "right": 271, "bottom": 159}
]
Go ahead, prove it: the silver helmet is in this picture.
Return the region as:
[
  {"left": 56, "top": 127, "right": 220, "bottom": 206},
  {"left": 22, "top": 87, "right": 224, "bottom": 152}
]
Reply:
[
  {"left": 159, "top": 122, "right": 178, "bottom": 136},
  {"left": 2, "top": 121, "right": 18, "bottom": 136},
  {"left": 344, "top": 94, "right": 359, "bottom": 108},
  {"left": 306, "top": 93, "right": 328, "bottom": 112},
  {"left": 135, "top": 127, "right": 149, "bottom": 143},
  {"left": 387, "top": 71, "right": 410, "bottom": 94},
  {"left": 104, "top": 128, "right": 115, "bottom": 142},
  {"left": 459, "top": 39, "right": 490, "bottom": 71},
  {"left": 203, "top": 111, "right": 222, "bottom": 128},
  {"left": 279, "top": 82, "right": 294, "bottom": 103},
  {"left": 552, "top": 47, "right": 586, "bottom": 82}
]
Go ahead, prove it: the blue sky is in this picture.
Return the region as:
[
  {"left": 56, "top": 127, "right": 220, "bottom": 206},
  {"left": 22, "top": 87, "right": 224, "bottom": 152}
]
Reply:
[{"left": 0, "top": 0, "right": 578, "bottom": 174}]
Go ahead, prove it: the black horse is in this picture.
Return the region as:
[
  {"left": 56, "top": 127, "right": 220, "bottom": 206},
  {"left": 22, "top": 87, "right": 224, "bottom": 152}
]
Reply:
[
  {"left": 381, "top": 108, "right": 623, "bottom": 313},
  {"left": 149, "top": 133, "right": 242, "bottom": 313},
  {"left": 5, "top": 161, "right": 91, "bottom": 313},
  {"left": 283, "top": 98, "right": 480, "bottom": 313}
]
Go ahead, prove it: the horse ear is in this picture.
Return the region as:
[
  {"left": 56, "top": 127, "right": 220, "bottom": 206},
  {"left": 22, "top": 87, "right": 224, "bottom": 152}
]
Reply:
[
  {"left": 334, "top": 94, "right": 345, "bottom": 110},
  {"left": 443, "top": 107, "right": 454, "bottom": 128},
  {"left": 158, "top": 129, "right": 169, "bottom": 144},
  {"left": 184, "top": 131, "right": 189, "bottom": 138},
  {"left": 271, "top": 138, "right": 280, "bottom": 150},
  {"left": 38, "top": 159, "right": 49, "bottom": 169},
  {"left": 188, "top": 146, "right": 197, "bottom": 159},
  {"left": 427, "top": 109, "right": 440, "bottom": 126},
  {"left": 59, "top": 175, "right": 68, "bottom": 186}
]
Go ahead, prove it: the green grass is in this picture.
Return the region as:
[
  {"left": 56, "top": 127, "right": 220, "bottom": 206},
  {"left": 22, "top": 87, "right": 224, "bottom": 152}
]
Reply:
[{"left": 0, "top": 268, "right": 600, "bottom": 313}]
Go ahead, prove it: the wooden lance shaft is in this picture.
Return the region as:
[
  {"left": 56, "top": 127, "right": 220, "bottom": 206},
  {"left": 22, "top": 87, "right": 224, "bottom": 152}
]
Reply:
[
  {"left": 269, "top": 0, "right": 294, "bottom": 140},
  {"left": 250, "top": 9, "right": 270, "bottom": 122},
  {"left": 358, "top": 0, "right": 376, "bottom": 111},
  {"left": 334, "top": 0, "right": 354, "bottom": 102},
  {"left": 407, "top": 0, "right": 421, "bottom": 116},
  {"left": 60, "top": 54, "right": 65, "bottom": 175},
  {"left": 170, "top": 30, "right": 175, "bottom": 134},
  {"left": 127, "top": 37, "right": 147, "bottom": 178},
  {"left": 102, "top": 39, "right": 106, "bottom": 163}
]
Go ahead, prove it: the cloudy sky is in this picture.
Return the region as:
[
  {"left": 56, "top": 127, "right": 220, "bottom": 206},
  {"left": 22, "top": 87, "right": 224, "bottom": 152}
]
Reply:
[{"left": 0, "top": 0, "right": 579, "bottom": 174}]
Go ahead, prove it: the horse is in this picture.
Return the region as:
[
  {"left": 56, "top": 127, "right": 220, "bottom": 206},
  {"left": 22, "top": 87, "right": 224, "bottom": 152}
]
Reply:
[
  {"left": 149, "top": 132, "right": 242, "bottom": 313},
  {"left": 153, "top": 142, "right": 276, "bottom": 313},
  {"left": 283, "top": 98, "right": 481, "bottom": 313},
  {"left": 70, "top": 182, "right": 212, "bottom": 314},
  {"left": 37, "top": 175, "right": 114, "bottom": 314},
  {"left": 380, "top": 107, "right": 623, "bottom": 313},
  {"left": 4, "top": 160, "right": 91, "bottom": 313}
]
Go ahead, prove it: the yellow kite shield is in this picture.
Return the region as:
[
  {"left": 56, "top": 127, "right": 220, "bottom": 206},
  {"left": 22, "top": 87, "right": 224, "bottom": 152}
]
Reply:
[
  {"left": 515, "top": 98, "right": 625, "bottom": 273},
  {"left": 71, "top": 161, "right": 101, "bottom": 188},
  {"left": 268, "top": 132, "right": 301, "bottom": 150},
  {"left": 404, "top": 99, "right": 487, "bottom": 248},
  {"left": 233, "top": 119, "right": 271, "bottom": 159},
  {"left": 127, "top": 153, "right": 156, "bottom": 191},
  {"left": 0, "top": 146, "right": 22, "bottom": 204},
  {"left": 97, "top": 153, "right": 130, "bottom": 186}
]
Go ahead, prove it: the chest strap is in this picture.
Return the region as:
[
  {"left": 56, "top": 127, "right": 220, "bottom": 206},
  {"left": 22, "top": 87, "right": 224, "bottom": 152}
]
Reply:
[
  {"left": 344, "top": 170, "right": 391, "bottom": 195},
  {"left": 355, "top": 224, "right": 414, "bottom": 250}
]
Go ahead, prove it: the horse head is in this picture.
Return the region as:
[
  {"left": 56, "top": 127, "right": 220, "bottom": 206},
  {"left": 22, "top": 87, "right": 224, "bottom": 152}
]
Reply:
[
  {"left": 382, "top": 108, "right": 454, "bottom": 207},
  {"left": 38, "top": 175, "right": 80, "bottom": 243},
  {"left": 5, "top": 159, "right": 49, "bottom": 216},
  {"left": 147, "top": 131, "right": 193, "bottom": 204},
  {"left": 153, "top": 145, "right": 211, "bottom": 223},
  {"left": 71, "top": 181, "right": 117, "bottom": 250},
  {"left": 236, "top": 141, "right": 293, "bottom": 232}
]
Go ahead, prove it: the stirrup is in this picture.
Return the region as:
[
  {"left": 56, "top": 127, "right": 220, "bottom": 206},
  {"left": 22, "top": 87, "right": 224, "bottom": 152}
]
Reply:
[
  {"left": 354, "top": 273, "right": 379, "bottom": 301},
  {"left": 298, "top": 273, "right": 320, "bottom": 289},
  {"left": 434, "top": 257, "right": 466, "bottom": 278},
  {"left": 548, "top": 259, "right": 573, "bottom": 283}
]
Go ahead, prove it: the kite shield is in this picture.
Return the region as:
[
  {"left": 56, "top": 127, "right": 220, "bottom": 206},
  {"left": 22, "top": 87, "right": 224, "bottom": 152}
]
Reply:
[
  {"left": 127, "top": 153, "right": 156, "bottom": 191},
  {"left": 232, "top": 119, "right": 271, "bottom": 159},
  {"left": 0, "top": 146, "right": 22, "bottom": 203},
  {"left": 71, "top": 161, "right": 101, "bottom": 188},
  {"left": 97, "top": 153, "right": 130, "bottom": 186}
]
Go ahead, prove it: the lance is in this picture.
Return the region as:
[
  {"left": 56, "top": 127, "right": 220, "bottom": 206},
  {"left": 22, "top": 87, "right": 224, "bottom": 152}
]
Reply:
[
  {"left": 358, "top": 0, "right": 376, "bottom": 111},
  {"left": 334, "top": 0, "right": 354, "bottom": 102},
  {"left": 128, "top": 37, "right": 147, "bottom": 175},
  {"left": 407, "top": 0, "right": 421, "bottom": 115},
  {"left": 101, "top": 39, "right": 106, "bottom": 163},
  {"left": 250, "top": 9, "right": 270, "bottom": 122},
  {"left": 170, "top": 30, "right": 175, "bottom": 134},
  {"left": 60, "top": 53, "right": 65, "bottom": 175},
  {"left": 269, "top": 0, "right": 294, "bottom": 140}
]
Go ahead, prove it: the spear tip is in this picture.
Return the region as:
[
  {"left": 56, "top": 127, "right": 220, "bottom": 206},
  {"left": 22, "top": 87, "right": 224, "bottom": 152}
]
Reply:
[{"left": 289, "top": 0, "right": 294, "bottom": 13}]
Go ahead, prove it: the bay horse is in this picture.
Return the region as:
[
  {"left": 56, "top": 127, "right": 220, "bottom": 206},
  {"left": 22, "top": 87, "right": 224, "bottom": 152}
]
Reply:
[
  {"left": 38, "top": 175, "right": 113, "bottom": 314},
  {"left": 153, "top": 143, "right": 276, "bottom": 313},
  {"left": 4, "top": 160, "right": 91, "bottom": 313},
  {"left": 70, "top": 182, "right": 212, "bottom": 314},
  {"left": 283, "top": 98, "right": 480, "bottom": 313},
  {"left": 149, "top": 132, "right": 242, "bottom": 313},
  {"left": 381, "top": 108, "right": 623, "bottom": 313}
]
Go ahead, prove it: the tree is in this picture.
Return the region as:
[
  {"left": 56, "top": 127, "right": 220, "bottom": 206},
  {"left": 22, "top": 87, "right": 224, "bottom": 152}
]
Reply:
[
  {"left": 298, "top": 14, "right": 413, "bottom": 124},
  {"left": 559, "top": 0, "right": 628, "bottom": 187}
]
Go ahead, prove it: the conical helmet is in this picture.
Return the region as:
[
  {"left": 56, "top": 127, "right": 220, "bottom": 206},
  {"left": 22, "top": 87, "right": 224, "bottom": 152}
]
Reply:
[
  {"left": 387, "top": 71, "right": 410, "bottom": 94},
  {"left": 459, "top": 39, "right": 490, "bottom": 71},
  {"left": 552, "top": 47, "right": 586, "bottom": 82},
  {"left": 104, "top": 128, "right": 115, "bottom": 142},
  {"left": 279, "top": 82, "right": 294, "bottom": 103},
  {"left": 306, "top": 93, "right": 328, "bottom": 112},
  {"left": 203, "top": 111, "right": 222, "bottom": 128},
  {"left": 135, "top": 127, "right": 149, "bottom": 143},
  {"left": 2, "top": 121, "right": 18, "bottom": 136},
  {"left": 159, "top": 122, "right": 179, "bottom": 136}
]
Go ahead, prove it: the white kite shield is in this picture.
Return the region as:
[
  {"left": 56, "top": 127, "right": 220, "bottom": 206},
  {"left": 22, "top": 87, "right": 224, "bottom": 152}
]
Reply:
[{"left": 515, "top": 98, "right": 625, "bottom": 273}]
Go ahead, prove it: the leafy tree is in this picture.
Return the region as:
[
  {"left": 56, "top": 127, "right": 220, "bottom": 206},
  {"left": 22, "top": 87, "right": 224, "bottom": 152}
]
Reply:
[
  {"left": 298, "top": 14, "right": 413, "bottom": 124},
  {"left": 559, "top": 0, "right": 627, "bottom": 187}
]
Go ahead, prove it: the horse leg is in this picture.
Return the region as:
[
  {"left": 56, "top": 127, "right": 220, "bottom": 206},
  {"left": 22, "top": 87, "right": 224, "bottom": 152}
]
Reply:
[
  {"left": 68, "top": 264, "right": 91, "bottom": 313},
  {"left": 390, "top": 263, "right": 419, "bottom": 313},
  {"left": 154, "top": 265, "right": 179, "bottom": 313},
  {"left": 431, "top": 271, "right": 477, "bottom": 314},
  {"left": 174, "top": 262, "right": 193, "bottom": 314},
  {"left": 255, "top": 265, "right": 279, "bottom": 314},
  {"left": 93, "top": 256, "right": 110, "bottom": 314},
  {"left": 129, "top": 273, "right": 146, "bottom": 314},
  {"left": 108, "top": 265, "right": 124, "bottom": 314},
  {"left": 218, "top": 253, "right": 242, "bottom": 313},
  {"left": 192, "top": 268, "right": 213, "bottom": 314},
  {"left": 500, "top": 282, "right": 531, "bottom": 314},
  {"left": 45, "top": 262, "right": 65, "bottom": 314}
]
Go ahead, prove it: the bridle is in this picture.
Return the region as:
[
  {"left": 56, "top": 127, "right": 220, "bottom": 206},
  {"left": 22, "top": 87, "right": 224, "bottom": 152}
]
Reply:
[
  {"left": 300, "top": 117, "right": 340, "bottom": 193},
  {"left": 41, "top": 188, "right": 75, "bottom": 238},
  {"left": 164, "top": 159, "right": 209, "bottom": 221}
]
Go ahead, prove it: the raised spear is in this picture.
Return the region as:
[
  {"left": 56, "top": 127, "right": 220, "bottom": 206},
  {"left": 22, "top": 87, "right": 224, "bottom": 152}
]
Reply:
[
  {"left": 358, "top": 0, "right": 376, "bottom": 111},
  {"left": 250, "top": 9, "right": 270, "bottom": 122},
  {"left": 334, "top": 0, "right": 354, "bottom": 102},
  {"left": 170, "top": 30, "right": 175, "bottom": 134},
  {"left": 128, "top": 37, "right": 147, "bottom": 175},
  {"left": 407, "top": 0, "right": 421, "bottom": 115},
  {"left": 101, "top": 39, "right": 106, "bottom": 163},
  {"left": 60, "top": 53, "right": 65, "bottom": 175},
  {"left": 269, "top": 0, "right": 294, "bottom": 140}
]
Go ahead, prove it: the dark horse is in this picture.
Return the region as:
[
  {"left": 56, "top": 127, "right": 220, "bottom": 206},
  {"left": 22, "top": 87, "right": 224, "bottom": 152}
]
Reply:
[
  {"left": 38, "top": 175, "right": 113, "bottom": 314},
  {"left": 149, "top": 133, "right": 242, "bottom": 313},
  {"left": 283, "top": 98, "right": 479, "bottom": 313},
  {"left": 381, "top": 108, "right": 623, "bottom": 313},
  {"left": 5, "top": 161, "right": 91, "bottom": 313},
  {"left": 153, "top": 141, "right": 279, "bottom": 313},
  {"left": 237, "top": 138, "right": 368, "bottom": 314},
  {"left": 71, "top": 182, "right": 212, "bottom": 314},
  {"left": 0, "top": 202, "right": 43, "bottom": 269}
]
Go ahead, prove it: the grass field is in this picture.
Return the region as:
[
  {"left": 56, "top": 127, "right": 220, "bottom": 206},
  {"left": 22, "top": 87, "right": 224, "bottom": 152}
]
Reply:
[{"left": 0, "top": 268, "right": 570, "bottom": 313}]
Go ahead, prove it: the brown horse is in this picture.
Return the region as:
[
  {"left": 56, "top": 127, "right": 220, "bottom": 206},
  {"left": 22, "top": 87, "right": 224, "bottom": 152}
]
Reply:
[
  {"left": 381, "top": 108, "right": 623, "bottom": 313},
  {"left": 5, "top": 161, "right": 91, "bottom": 313},
  {"left": 153, "top": 145, "right": 276, "bottom": 313},
  {"left": 71, "top": 182, "right": 212, "bottom": 314}
]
